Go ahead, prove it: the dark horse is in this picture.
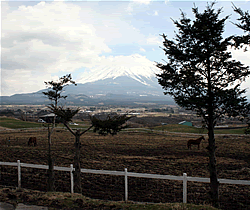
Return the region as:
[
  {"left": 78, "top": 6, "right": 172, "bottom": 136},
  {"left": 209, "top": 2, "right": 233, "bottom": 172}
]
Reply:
[
  {"left": 187, "top": 136, "right": 205, "bottom": 150},
  {"left": 28, "top": 137, "right": 37, "bottom": 146}
]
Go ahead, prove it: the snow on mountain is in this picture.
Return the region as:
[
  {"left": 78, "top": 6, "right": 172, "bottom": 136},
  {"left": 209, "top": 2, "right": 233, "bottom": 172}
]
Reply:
[
  {"left": 77, "top": 54, "right": 160, "bottom": 86},
  {"left": 0, "top": 55, "right": 174, "bottom": 105}
]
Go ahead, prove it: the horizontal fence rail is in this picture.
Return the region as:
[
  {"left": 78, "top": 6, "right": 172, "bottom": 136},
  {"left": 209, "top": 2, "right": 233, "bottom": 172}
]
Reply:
[{"left": 0, "top": 160, "right": 250, "bottom": 204}]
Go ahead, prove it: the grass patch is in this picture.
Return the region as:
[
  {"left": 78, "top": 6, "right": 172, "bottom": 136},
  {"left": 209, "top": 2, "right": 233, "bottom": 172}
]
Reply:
[
  {"left": 0, "top": 117, "right": 41, "bottom": 129},
  {"left": 0, "top": 117, "right": 92, "bottom": 130},
  {"left": 154, "top": 124, "right": 206, "bottom": 134},
  {"left": 154, "top": 124, "right": 246, "bottom": 134}
]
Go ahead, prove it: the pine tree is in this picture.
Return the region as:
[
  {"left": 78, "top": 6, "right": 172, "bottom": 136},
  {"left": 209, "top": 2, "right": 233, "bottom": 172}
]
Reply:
[
  {"left": 43, "top": 74, "right": 76, "bottom": 192},
  {"left": 90, "top": 114, "right": 132, "bottom": 136},
  {"left": 156, "top": 2, "right": 250, "bottom": 206},
  {"left": 52, "top": 106, "right": 132, "bottom": 193},
  {"left": 232, "top": 3, "right": 250, "bottom": 50},
  {"left": 232, "top": 4, "right": 250, "bottom": 134}
]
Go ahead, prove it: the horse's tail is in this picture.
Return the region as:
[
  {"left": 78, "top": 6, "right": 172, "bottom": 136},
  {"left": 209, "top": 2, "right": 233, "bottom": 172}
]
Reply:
[{"left": 201, "top": 136, "right": 205, "bottom": 142}]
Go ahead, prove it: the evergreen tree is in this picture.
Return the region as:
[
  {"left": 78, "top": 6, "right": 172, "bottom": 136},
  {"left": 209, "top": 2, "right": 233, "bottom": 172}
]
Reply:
[
  {"left": 156, "top": 3, "right": 250, "bottom": 207},
  {"left": 43, "top": 74, "right": 76, "bottom": 191},
  {"left": 90, "top": 114, "right": 132, "bottom": 136},
  {"left": 52, "top": 105, "right": 132, "bottom": 194},
  {"left": 232, "top": 3, "right": 250, "bottom": 50},
  {"left": 232, "top": 4, "right": 250, "bottom": 134}
]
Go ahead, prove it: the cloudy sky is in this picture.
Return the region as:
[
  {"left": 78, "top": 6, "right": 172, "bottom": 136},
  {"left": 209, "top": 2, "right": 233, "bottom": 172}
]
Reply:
[{"left": 1, "top": 0, "right": 250, "bottom": 97}]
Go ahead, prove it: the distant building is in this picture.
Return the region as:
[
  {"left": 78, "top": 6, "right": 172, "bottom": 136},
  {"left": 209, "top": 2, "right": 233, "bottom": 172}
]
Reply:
[
  {"left": 179, "top": 121, "right": 192, "bottom": 126},
  {"left": 40, "top": 113, "right": 60, "bottom": 123}
]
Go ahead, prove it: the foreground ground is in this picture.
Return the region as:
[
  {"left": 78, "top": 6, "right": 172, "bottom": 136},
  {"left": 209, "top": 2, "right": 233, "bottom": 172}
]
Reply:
[
  {"left": 0, "top": 187, "right": 219, "bottom": 210},
  {"left": 0, "top": 128, "right": 249, "bottom": 209}
]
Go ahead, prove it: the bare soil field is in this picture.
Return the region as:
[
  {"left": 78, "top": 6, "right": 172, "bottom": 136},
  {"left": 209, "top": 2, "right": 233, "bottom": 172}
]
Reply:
[{"left": 0, "top": 129, "right": 249, "bottom": 209}]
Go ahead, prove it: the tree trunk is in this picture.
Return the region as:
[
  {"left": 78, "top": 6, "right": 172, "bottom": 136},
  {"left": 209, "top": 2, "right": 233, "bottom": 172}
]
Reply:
[
  {"left": 206, "top": 55, "right": 219, "bottom": 207},
  {"left": 74, "top": 130, "right": 82, "bottom": 193},
  {"left": 207, "top": 121, "right": 219, "bottom": 207},
  {"left": 47, "top": 126, "right": 55, "bottom": 192}
]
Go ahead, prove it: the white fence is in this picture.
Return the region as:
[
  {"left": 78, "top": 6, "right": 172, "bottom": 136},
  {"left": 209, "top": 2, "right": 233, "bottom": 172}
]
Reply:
[{"left": 1, "top": 160, "right": 250, "bottom": 203}]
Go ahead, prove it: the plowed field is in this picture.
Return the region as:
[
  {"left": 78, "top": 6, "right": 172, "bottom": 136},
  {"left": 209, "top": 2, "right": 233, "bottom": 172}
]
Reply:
[{"left": 0, "top": 129, "right": 249, "bottom": 209}]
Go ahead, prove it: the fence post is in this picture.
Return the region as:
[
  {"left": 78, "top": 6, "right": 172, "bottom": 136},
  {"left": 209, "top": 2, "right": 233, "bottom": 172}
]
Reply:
[
  {"left": 183, "top": 173, "right": 187, "bottom": 203},
  {"left": 125, "top": 168, "right": 128, "bottom": 202},
  {"left": 70, "top": 164, "right": 74, "bottom": 194},
  {"left": 17, "top": 160, "right": 21, "bottom": 189}
]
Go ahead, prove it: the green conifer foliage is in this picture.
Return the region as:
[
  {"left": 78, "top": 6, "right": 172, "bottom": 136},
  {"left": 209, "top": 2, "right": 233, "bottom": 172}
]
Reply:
[
  {"left": 156, "top": 2, "right": 250, "bottom": 207},
  {"left": 90, "top": 114, "right": 133, "bottom": 136}
]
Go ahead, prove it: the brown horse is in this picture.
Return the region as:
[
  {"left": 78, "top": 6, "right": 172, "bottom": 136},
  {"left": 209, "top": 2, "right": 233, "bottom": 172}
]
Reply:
[
  {"left": 187, "top": 136, "right": 205, "bottom": 150},
  {"left": 28, "top": 137, "right": 37, "bottom": 146}
]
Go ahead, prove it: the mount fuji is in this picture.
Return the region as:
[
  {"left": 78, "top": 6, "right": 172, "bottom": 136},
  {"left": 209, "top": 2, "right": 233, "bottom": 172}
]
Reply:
[
  {"left": 73, "top": 54, "right": 167, "bottom": 96},
  {"left": 62, "top": 54, "right": 173, "bottom": 101},
  {"left": 1, "top": 55, "right": 174, "bottom": 105},
  {"left": 77, "top": 54, "right": 160, "bottom": 87}
]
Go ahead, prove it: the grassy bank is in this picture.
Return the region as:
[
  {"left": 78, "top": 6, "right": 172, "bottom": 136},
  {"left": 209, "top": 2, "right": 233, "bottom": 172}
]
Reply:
[
  {"left": 0, "top": 187, "right": 218, "bottom": 210},
  {"left": 0, "top": 117, "right": 91, "bottom": 130},
  {"left": 153, "top": 124, "right": 247, "bottom": 134},
  {"left": 0, "top": 117, "right": 41, "bottom": 129}
]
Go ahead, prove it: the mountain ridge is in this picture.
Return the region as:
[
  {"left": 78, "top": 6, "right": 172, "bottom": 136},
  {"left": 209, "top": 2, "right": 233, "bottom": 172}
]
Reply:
[
  {"left": 0, "top": 76, "right": 174, "bottom": 105},
  {"left": 77, "top": 54, "right": 160, "bottom": 87}
]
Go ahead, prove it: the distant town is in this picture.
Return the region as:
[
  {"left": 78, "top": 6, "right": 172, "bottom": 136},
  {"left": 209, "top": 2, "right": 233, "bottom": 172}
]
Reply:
[{"left": 0, "top": 104, "right": 245, "bottom": 129}]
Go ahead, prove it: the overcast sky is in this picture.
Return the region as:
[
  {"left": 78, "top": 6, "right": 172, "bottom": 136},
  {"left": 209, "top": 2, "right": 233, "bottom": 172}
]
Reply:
[{"left": 1, "top": 0, "right": 250, "bottom": 97}]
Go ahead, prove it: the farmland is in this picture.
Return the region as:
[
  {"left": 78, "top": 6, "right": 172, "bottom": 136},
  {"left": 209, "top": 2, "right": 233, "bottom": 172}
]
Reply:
[
  {"left": 0, "top": 122, "right": 249, "bottom": 209},
  {"left": 0, "top": 116, "right": 248, "bottom": 135}
]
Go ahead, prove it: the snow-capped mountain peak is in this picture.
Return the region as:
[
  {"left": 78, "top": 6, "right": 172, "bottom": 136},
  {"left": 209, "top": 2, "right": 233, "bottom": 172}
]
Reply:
[{"left": 77, "top": 54, "right": 160, "bottom": 86}]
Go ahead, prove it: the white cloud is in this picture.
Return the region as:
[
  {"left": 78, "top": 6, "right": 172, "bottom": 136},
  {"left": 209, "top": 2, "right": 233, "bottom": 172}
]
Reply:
[
  {"left": 146, "top": 35, "right": 162, "bottom": 45},
  {"left": 154, "top": 11, "right": 158, "bottom": 16},
  {"left": 164, "top": 0, "right": 169, "bottom": 5},
  {"left": 1, "top": 70, "right": 52, "bottom": 96},
  {"left": 229, "top": 47, "right": 250, "bottom": 93},
  {"left": 126, "top": 0, "right": 151, "bottom": 15},
  {"left": 146, "top": 10, "right": 159, "bottom": 16},
  {"left": 132, "top": 0, "right": 151, "bottom": 5},
  {"left": 2, "top": 1, "right": 112, "bottom": 95},
  {"left": 140, "top": 47, "right": 146, "bottom": 52},
  {"left": 2, "top": 1, "right": 152, "bottom": 96},
  {"left": 3, "top": 1, "right": 111, "bottom": 72},
  {"left": 75, "top": 3, "right": 145, "bottom": 46}
]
